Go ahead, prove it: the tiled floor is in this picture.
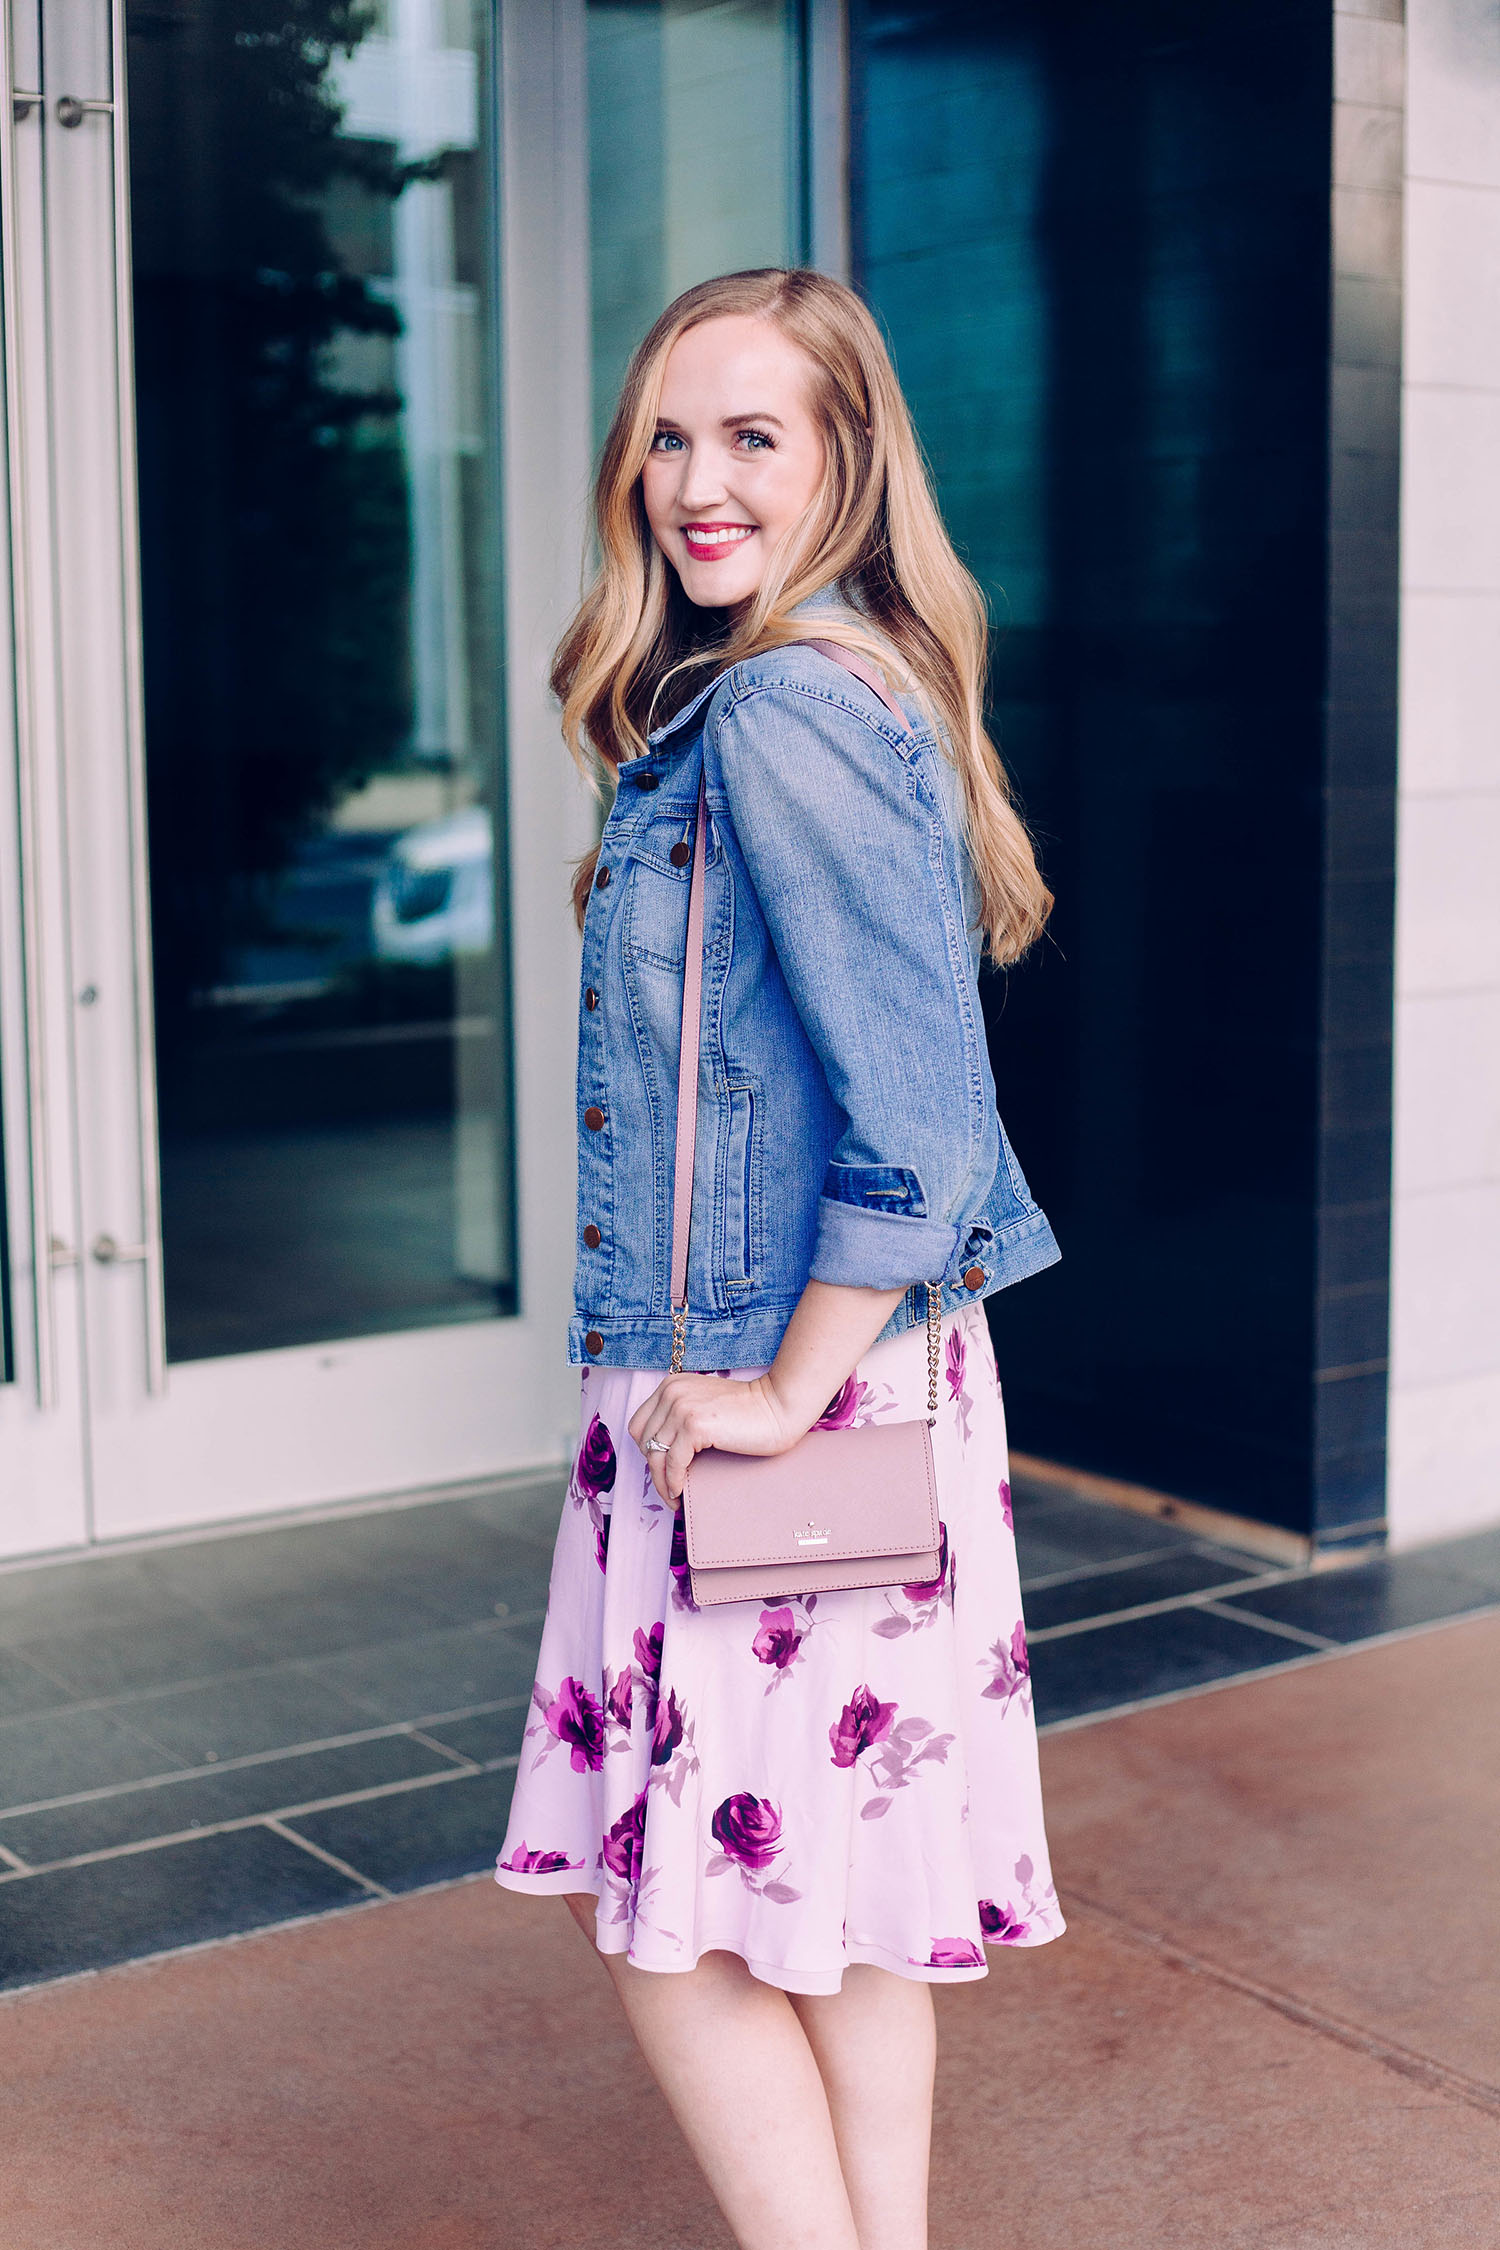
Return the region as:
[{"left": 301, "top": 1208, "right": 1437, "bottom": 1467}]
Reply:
[
  {"left": 3, "top": 1470, "right": 1499, "bottom": 1995},
  {"left": 7, "top": 1612, "right": 1500, "bottom": 2249}
]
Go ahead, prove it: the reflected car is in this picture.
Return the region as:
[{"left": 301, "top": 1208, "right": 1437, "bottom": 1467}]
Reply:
[{"left": 371, "top": 805, "right": 493, "bottom": 963}]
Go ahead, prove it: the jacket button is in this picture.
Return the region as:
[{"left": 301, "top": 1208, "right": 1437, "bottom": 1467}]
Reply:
[
  {"left": 583, "top": 1223, "right": 602, "bottom": 1249},
  {"left": 583, "top": 987, "right": 598, "bottom": 1011},
  {"left": 595, "top": 864, "right": 611, "bottom": 889},
  {"left": 668, "top": 840, "right": 691, "bottom": 868},
  {"left": 963, "top": 1265, "right": 986, "bottom": 1291},
  {"left": 636, "top": 772, "right": 660, "bottom": 791},
  {"left": 584, "top": 1330, "right": 604, "bottom": 1355},
  {"left": 583, "top": 1106, "right": 605, "bottom": 1131}
]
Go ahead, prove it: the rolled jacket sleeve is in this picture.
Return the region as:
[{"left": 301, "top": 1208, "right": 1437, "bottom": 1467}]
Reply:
[{"left": 711, "top": 676, "right": 990, "bottom": 1291}]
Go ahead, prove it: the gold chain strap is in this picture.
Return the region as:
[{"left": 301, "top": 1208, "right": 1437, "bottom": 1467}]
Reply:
[
  {"left": 670, "top": 1300, "right": 687, "bottom": 1375},
  {"left": 926, "top": 1280, "right": 941, "bottom": 1425}
]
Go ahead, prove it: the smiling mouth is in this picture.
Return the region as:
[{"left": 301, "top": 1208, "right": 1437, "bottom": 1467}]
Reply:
[{"left": 681, "top": 523, "right": 756, "bottom": 560}]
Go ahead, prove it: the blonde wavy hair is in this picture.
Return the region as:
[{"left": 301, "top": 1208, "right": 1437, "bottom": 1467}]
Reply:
[{"left": 553, "top": 268, "right": 1051, "bottom": 964}]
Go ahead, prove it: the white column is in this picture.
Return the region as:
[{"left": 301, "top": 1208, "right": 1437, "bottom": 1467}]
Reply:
[{"left": 1390, "top": 0, "right": 1500, "bottom": 1544}]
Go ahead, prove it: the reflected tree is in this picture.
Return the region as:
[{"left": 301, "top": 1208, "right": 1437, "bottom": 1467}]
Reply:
[{"left": 128, "top": 0, "right": 420, "bottom": 1064}]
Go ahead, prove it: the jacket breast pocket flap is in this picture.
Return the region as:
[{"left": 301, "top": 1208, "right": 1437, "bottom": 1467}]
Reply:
[{"left": 623, "top": 815, "right": 698, "bottom": 969}]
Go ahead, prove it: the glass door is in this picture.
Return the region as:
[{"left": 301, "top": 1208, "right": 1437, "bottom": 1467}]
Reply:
[
  {"left": 0, "top": 0, "right": 92, "bottom": 1558},
  {"left": 129, "top": 2, "right": 516, "bottom": 1367},
  {"left": 0, "top": 0, "right": 836, "bottom": 1559},
  {"left": 0, "top": 0, "right": 594, "bottom": 1555}
]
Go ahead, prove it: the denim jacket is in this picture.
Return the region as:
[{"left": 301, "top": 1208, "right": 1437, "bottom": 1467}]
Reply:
[{"left": 568, "top": 639, "right": 1060, "bottom": 1369}]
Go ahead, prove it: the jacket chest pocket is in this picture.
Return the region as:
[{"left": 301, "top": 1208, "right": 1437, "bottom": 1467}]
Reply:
[
  {"left": 622, "top": 813, "right": 699, "bottom": 970},
  {"left": 721, "top": 1080, "right": 760, "bottom": 1288}
]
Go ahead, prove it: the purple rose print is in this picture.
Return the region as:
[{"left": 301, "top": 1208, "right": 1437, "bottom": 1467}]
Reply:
[
  {"left": 649, "top": 1693, "right": 700, "bottom": 1808},
  {"left": 979, "top": 1899, "right": 1030, "bottom": 1943},
  {"left": 946, "top": 1328, "right": 973, "bottom": 1445},
  {"left": 998, "top": 1476, "right": 1014, "bottom": 1531},
  {"left": 605, "top": 1666, "right": 632, "bottom": 1732},
  {"left": 602, "top": 1791, "right": 648, "bottom": 1886},
  {"left": 497, "top": 1842, "right": 583, "bottom": 1875},
  {"left": 651, "top": 1686, "right": 686, "bottom": 1767},
  {"left": 750, "top": 1599, "right": 818, "bottom": 1688},
  {"left": 574, "top": 1412, "right": 617, "bottom": 1502},
  {"left": 873, "top": 1530, "right": 950, "bottom": 1638},
  {"left": 901, "top": 1521, "right": 949, "bottom": 1604},
  {"left": 633, "top": 1621, "right": 664, "bottom": 1722},
  {"left": 981, "top": 1621, "right": 1031, "bottom": 1712},
  {"left": 979, "top": 1856, "right": 1054, "bottom": 1942},
  {"left": 814, "top": 1373, "right": 865, "bottom": 1430},
  {"left": 753, "top": 1605, "right": 804, "bottom": 1670},
  {"left": 710, "top": 1793, "right": 783, "bottom": 1871},
  {"left": 668, "top": 1509, "right": 697, "bottom": 1611},
  {"left": 923, "top": 1937, "right": 985, "bottom": 1969},
  {"left": 857, "top": 1712, "right": 955, "bottom": 1818},
  {"left": 829, "top": 1685, "right": 898, "bottom": 1769},
  {"left": 594, "top": 1510, "right": 611, "bottom": 1574},
  {"left": 543, "top": 1676, "right": 606, "bottom": 1771}
]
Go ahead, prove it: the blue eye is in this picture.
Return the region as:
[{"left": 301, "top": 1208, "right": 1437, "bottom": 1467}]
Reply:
[
  {"left": 739, "top": 429, "right": 774, "bottom": 451},
  {"left": 651, "top": 430, "right": 685, "bottom": 453}
]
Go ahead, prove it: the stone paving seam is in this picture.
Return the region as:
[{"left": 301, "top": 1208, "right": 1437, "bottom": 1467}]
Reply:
[
  {"left": 1037, "top": 1598, "right": 1500, "bottom": 1735},
  {"left": 0, "top": 1614, "right": 530, "bottom": 1733},
  {"left": 0, "top": 1840, "right": 28, "bottom": 1872},
  {"left": 0, "top": 1759, "right": 521, "bottom": 1882},
  {"left": 1198, "top": 1599, "right": 1339, "bottom": 1649},
  {"left": 1065, "top": 1892, "right": 1500, "bottom": 2124},
  {"left": 0, "top": 1695, "right": 530, "bottom": 1821},
  {"left": 1026, "top": 1569, "right": 1311, "bottom": 1642},
  {"left": 404, "top": 1727, "right": 483, "bottom": 1769},
  {"left": 0, "top": 1868, "right": 506, "bottom": 2008},
  {"left": 1019, "top": 1543, "right": 1228, "bottom": 1594},
  {"left": 263, "top": 1816, "right": 394, "bottom": 1900},
  {"left": 0, "top": 1472, "right": 568, "bottom": 1581}
]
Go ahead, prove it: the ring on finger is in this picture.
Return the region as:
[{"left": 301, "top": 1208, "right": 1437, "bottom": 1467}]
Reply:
[{"left": 644, "top": 1436, "right": 671, "bottom": 1454}]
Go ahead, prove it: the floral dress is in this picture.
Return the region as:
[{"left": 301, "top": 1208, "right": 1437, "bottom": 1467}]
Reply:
[{"left": 495, "top": 1300, "right": 1064, "bottom": 1993}]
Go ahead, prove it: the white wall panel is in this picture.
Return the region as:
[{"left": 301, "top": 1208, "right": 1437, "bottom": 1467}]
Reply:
[
  {"left": 1394, "top": 989, "right": 1500, "bottom": 1196},
  {"left": 1389, "top": 1368, "right": 1500, "bottom": 1544},
  {"left": 1398, "top": 591, "right": 1500, "bottom": 791},
  {"left": 1389, "top": 1181, "right": 1500, "bottom": 1388},
  {"left": 1391, "top": 0, "right": 1500, "bottom": 1546},
  {"left": 1405, "top": 0, "right": 1500, "bottom": 186},
  {"left": 1404, "top": 181, "right": 1500, "bottom": 389},
  {"left": 1394, "top": 792, "right": 1500, "bottom": 994},
  {"left": 1401, "top": 388, "right": 1500, "bottom": 590}
]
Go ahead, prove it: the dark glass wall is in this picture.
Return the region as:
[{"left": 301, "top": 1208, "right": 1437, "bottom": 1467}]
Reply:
[{"left": 853, "top": 1, "right": 1339, "bottom": 1531}]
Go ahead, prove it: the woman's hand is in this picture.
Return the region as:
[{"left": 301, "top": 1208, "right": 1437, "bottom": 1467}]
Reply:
[
  {"left": 628, "top": 1374, "right": 802, "bottom": 1506},
  {"left": 628, "top": 1279, "right": 909, "bottom": 1506}
]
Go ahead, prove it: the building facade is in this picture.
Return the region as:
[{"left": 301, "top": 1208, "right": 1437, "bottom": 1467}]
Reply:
[{"left": 0, "top": 0, "right": 1493, "bottom": 1564}]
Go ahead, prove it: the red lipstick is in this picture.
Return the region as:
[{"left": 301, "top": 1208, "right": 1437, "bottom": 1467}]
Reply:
[{"left": 681, "top": 522, "right": 756, "bottom": 563}]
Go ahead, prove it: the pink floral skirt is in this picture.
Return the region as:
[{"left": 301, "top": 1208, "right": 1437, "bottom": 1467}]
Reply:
[{"left": 494, "top": 1302, "right": 1064, "bottom": 1994}]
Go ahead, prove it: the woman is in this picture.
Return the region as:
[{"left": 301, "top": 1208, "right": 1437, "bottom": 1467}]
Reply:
[{"left": 495, "top": 268, "right": 1064, "bottom": 2250}]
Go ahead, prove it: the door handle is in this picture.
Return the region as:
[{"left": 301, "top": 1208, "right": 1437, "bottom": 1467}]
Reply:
[
  {"left": 55, "top": 97, "right": 113, "bottom": 129},
  {"left": 1, "top": 49, "right": 61, "bottom": 1406},
  {"left": 91, "top": 1233, "right": 149, "bottom": 1266}
]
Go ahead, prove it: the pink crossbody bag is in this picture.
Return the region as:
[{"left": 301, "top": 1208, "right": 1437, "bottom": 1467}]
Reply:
[{"left": 675, "top": 639, "right": 944, "bottom": 1608}]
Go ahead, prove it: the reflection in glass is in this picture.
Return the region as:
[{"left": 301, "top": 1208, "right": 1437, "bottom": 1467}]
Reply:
[
  {"left": 588, "top": 0, "right": 805, "bottom": 447},
  {"left": 127, "top": 0, "right": 512, "bottom": 1361}
]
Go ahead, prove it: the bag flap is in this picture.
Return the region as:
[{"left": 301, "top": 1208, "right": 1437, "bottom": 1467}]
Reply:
[{"left": 682, "top": 1419, "right": 938, "bottom": 1572}]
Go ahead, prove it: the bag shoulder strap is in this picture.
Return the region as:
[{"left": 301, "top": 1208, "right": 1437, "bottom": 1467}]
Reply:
[{"left": 668, "top": 638, "right": 907, "bottom": 1365}]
